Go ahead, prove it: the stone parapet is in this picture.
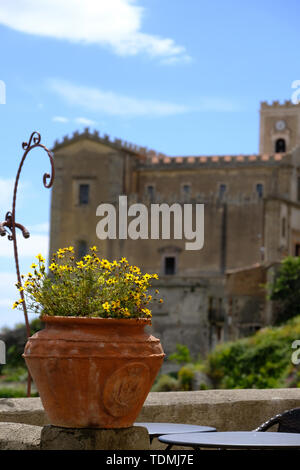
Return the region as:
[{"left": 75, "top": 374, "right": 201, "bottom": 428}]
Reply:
[
  {"left": 1, "top": 389, "right": 300, "bottom": 432},
  {"left": 40, "top": 425, "right": 150, "bottom": 450}
]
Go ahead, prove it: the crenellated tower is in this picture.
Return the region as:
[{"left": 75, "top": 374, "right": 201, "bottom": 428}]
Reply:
[{"left": 259, "top": 100, "right": 300, "bottom": 154}]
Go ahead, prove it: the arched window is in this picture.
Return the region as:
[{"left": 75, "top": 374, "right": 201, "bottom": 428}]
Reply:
[
  {"left": 77, "top": 240, "right": 88, "bottom": 260},
  {"left": 275, "top": 138, "right": 286, "bottom": 153}
]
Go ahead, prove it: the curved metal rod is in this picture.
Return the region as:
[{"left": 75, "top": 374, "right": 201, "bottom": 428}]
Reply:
[{"left": 1, "top": 131, "right": 54, "bottom": 396}]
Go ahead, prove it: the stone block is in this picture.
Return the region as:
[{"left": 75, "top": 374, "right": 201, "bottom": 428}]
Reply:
[
  {"left": 0, "top": 397, "right": 48, "bottom": 426},
  {"left": 40, "top": 425, "right": 150, "bottom": 450},
  {"left": 0, "top": 422, "right": 41, "bottom": 450}
]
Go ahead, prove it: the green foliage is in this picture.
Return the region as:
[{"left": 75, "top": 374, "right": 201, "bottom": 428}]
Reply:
[
  {"left": 0, "top": 318, "right": 43, "bottom": 372},
  {"left": 151, "top": 374, "right": 180, "bottom": 392},
  {"left": 0, "top": 387, "right": 38, "bottom": 398},
  {"left": 268, "top": 256, "right": 300, "bottom": 324},
  {"left": 169, "top": 344, "right": 192, "bottom": 364},
  {"left": 0, "top": 366, "right": 28, "bottom": 382},
  {"left": 177, "top": 364, "right": 195, "bottom": 391},
  {"left": 206, "top": 315, "right": 300, "bottom": 389}
]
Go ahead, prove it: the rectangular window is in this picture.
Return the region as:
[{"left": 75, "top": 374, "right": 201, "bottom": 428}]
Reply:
[
  {"left": 256, "top": 183, "right": 264, "bottom": 199},
  {"left": 219, "top": 184, "right": 227, "bottom": 199},
  {"left": 182, "top": 184, "right": 191, "bottom": 201},
  {"left": 164, "top": 256, "right": 176, "bottom": 275},
  {"left": 281, "top": 217, "right": 286, "bottom": 238},
  {"left": 295, "top": 244, "right": 300, "bottom": 257},
  {"left": 79, "top": 184, "right": 89, "bottom": 205},
  {"left": 146, "top": 185, "right": 155, "bottom": 202},
  {"left": 77, "top": 240, "right": 88, "bottom": 260}
]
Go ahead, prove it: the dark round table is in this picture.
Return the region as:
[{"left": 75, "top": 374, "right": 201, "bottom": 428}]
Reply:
[
  {"left": 158, "top": 431, "right": 300, "bottom": 450},
  {"left": 134, "top": 423, "right": 216, "bottom": 446}
]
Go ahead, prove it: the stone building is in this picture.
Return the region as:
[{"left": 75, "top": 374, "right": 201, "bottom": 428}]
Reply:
[{"left": 49, "top": 100, "right": 300, "bottom": 359}]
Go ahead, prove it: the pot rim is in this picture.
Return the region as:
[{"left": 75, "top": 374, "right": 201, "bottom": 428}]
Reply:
[{"left": 40, "top": 315, "right": 152, "bottom": 326}]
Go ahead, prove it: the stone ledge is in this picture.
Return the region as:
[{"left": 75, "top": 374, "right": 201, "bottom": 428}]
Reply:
[
  {"left": 0, "top": 397, "right": 47, "bottom": 426},
  {"left": 0, "top": 422, "right": 41, "bottom": 450},
  {"left": 138, "top": 389, "right": 300, "bottom": 431},
  {"left": 0, "top": 389, "right": 300, "bottom": 448},
  {"left": 40, "top": 425, "right": 150, "bottom": 450}
]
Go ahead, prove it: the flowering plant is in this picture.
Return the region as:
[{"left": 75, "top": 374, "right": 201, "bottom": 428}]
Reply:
[{"left": 13, "top": 246, "right": 163, "bottom": 319}]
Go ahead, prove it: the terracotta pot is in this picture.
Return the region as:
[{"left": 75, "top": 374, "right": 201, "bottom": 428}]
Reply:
[{"left": 23, "top": 316, "right": 165, "bottom": 428}]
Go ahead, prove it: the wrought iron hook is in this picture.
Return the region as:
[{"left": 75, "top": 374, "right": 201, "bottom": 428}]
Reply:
[{"left": 1, "top": 131, "right": 55, "bottom": 396}]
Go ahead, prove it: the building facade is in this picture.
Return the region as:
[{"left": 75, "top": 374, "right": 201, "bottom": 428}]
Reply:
[{"left": 49, "top": 100, "right": 300, "bottom": 359}]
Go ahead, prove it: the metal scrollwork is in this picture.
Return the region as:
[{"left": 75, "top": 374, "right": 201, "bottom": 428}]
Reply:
[{"left": 0, "top": 132, "right": 55, "bottom": 396}]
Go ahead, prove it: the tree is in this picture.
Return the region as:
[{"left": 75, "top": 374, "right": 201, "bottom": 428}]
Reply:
[{"left": 268, "top": 256, "right": 300, "bottom": 324}]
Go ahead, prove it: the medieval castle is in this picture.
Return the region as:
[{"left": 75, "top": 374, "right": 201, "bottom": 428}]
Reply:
[{"left": 49, "top": 100, "right": 300, "bottom": 359}]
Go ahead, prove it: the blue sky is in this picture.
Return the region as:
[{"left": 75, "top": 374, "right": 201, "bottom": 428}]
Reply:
[{"left": 0, "top": 0, "right": 299, "bottom": 328}]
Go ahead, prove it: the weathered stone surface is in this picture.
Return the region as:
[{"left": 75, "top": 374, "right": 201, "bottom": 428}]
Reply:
[
  {"left": 1, "top": 390, "right": 300, "bottom": 450},
  {"left": 192, "top": 371, "right": 213, "bottom": 391},
  {"left": 0, "top": 397, "right": 48, "bottom": 426},
  {"left": 0, "top": 422, "right": 41, "bottom": 450},
  {"left": 138, "top": 389, "right": 300, "bottom": 432},
  {"left": 40, "top": 425, "right": 150, "bottom": 450}
]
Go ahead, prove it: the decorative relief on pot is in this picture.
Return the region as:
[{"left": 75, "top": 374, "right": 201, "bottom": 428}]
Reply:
[{"left": 102, "top": 362, "right": 150, "bottom": 417}]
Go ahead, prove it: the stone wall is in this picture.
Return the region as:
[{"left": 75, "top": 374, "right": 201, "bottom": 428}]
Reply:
[{"left": 1, "top": 389, "right": 300, "bottom": 433}]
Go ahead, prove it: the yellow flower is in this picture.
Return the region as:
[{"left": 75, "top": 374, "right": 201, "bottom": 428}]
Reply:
[
  {"left": 141, "top": 308, "right": 152, "bottom": 317},
  {"left": 31, "top": 263, "right": 37, "bottom": 269},
  {"left": 36, "top": 254, "right": 45, "bottom": 263},
  {"left": 102, "top": 302, "right": 110, "bottom": 312},
  {"left": 159, "top": 299, "right": 163, "bottom": 303},
  {"left": 121, "top": 307, "right": 130, "bottom": 317},
  {"left": 90, "top": 246, "right": 98, "bottom": 252},
  {"left": 100, "top": 259, "right": 111, "bottom": 269},
  {"left": 76, "top": 260, "right": 85, "bottom": 269}
]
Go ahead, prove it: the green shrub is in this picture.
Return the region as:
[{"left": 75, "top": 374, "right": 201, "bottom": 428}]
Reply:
[
  {"left": 0, "top": 387, "right": 38, "bottom": 398},
  {"left": 0, "top": 318, "right": 43, "bottom": 374},
  {"left": 178, "top": 364, "right": 195, "bottom": 391},
  {"left": 0, "top": 366, "right": 28, "bottom": 383},
  {"left": 267, "top": 256, "right": 300, "bottom": 324},
  {"left": 151, "top": 374, "right": 180, "bottom": 392},
  {"left": 206, "top": 315, "right": 300, "bottom": 389},
  {"left": 169, "top": 344, "right": 192, "bottom": 364}
]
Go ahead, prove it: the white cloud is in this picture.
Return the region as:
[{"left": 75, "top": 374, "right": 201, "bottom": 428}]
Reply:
[
  {"left": 52, "top": 116, "right": 97, "bottom": 125},
  {"left": 0, "top": 0, "right": 190, "bottom": 63},
  {"left": 0, "top": 233, "right": 49, "bottom": 258},
  {"left": 74, "top": 117, "right": 97, "bottom": 126},
  {"left": 48, "top": 79, "right": 190, "bottom": 117},
  {"left": 27, "top": 222, "right": 49, "bottom": 233},
  {"left": 0, "top": 178, "right": 15, "bottom": 210},
  {"left": 52, "top": 116, "right": 69, "bottom": 123},
  {"left": 0, "top": 178, "right": 32, "bottom": 215}
]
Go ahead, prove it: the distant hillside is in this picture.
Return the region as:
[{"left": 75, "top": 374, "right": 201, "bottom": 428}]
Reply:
[{"left": 207, "top": 315, "right": 300, "bottom": 389}]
